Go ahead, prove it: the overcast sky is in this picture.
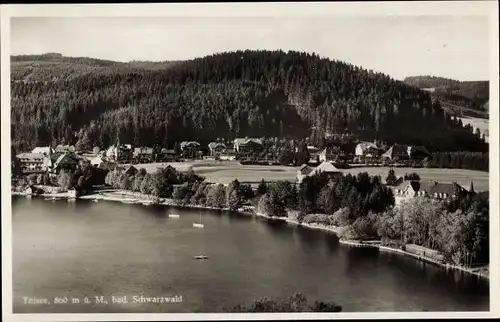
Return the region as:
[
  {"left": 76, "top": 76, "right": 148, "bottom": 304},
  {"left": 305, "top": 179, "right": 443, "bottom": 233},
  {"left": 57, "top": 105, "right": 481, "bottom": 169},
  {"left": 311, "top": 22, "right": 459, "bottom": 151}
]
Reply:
[{"left": 10, "top": 16, "right": 490, "bottom": 81}]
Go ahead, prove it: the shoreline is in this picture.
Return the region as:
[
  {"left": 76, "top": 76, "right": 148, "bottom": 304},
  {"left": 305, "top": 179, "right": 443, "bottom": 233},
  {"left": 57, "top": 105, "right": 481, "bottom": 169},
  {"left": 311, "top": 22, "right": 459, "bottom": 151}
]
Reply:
[{"left": 12, "top": 189, "right": 489, "bottom": 280}]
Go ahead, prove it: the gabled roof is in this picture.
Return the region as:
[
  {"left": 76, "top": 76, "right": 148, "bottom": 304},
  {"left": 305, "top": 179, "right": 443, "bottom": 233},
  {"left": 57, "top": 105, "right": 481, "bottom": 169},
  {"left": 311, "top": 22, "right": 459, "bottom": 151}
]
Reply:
[
  {"left": 180, "top": 141, "right": 200, "bottom": 149},
  {"left": 54, "top": 153, "right": 79, "bottom": 168},
  {"left": 16, "top": 153, "right": 46, "bottom": 161},
  {"left": 234, "top": 138, "right": 263, "bottom": 146},
  {"left": 124, "top": 165, "right": 138, "bottom": 175},
  {"left": 393, "top": 180, "right": 420, "bottom": 192},
  {"left": 356, "top": 142, "right": 378, "bottom": 150},
  {"left": 382, "top": 144, "right": 409, "bottom": 158},
  {"left": 208, "top": 142, "right": 227, "bottom": 150},
  {"left": 308, "top": 161, "right": 341, "bottom": 177},
  {"left": 307, "top": 146, "right": 320, "bottom": 153},
  {"left": 422, "top": 181, "right": 467, "bottom": 196},
  {"left": 90, "top": 155, "right": 104, "bottom": 164},
  {"left": 31, "top": 146, "right": 54, "bottom": 155}
]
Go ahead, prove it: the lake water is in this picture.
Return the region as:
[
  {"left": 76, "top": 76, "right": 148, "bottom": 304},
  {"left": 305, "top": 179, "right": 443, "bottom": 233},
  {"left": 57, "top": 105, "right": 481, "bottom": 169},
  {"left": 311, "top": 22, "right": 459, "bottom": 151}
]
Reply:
[{"left": 11, "top": 196, "right": 489, "bottom": 313}]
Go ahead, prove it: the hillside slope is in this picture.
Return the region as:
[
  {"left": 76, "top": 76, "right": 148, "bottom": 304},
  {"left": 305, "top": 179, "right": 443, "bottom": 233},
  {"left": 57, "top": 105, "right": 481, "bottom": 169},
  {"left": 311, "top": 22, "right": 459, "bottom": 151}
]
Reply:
[
  {"left": 11, "top": 51, "right": 487, "bottom": 153},
  {"left": 404, "top": 75, "right": 489, "bottom": 118}
]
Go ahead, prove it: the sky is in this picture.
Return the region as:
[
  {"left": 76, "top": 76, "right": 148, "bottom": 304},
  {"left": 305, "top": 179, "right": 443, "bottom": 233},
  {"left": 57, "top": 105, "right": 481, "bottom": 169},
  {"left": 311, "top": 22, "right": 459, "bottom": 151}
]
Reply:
[{"left": 10, "top": 15, "right": 490, "bottom": 81}]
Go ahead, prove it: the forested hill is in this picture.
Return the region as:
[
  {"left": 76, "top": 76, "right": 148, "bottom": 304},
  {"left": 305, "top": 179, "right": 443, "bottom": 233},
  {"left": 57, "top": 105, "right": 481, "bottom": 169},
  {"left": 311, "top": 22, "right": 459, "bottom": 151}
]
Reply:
[
  {"left": 11, "top": 50, "right": 487, "bottom": 153},
  {"left": 404, "top": 75, "right": 489, "bottom": 118}
]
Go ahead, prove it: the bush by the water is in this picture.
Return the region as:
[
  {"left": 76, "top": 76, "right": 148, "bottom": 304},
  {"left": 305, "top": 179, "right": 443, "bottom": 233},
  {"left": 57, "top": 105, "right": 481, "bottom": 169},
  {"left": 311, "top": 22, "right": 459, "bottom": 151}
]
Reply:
[{"left": 225, "top": 293, "right": 342, "bottom": 312}]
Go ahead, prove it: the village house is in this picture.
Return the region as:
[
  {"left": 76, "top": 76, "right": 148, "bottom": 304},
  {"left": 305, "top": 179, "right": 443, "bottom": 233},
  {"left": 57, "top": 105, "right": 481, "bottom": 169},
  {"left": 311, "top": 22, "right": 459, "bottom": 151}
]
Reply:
[
  {"left": 180, "top": 141, "right": 201, "bottom": 159},
  {"left": 296, "top": 164, "right": 313, "bottom": 184},
  {"left": 319, "top": 147, "right": 335, "bottom": 162},
  {"left": 392, "top": 179, "right": 472, "bottom": 206},
  {"left": 208, "top": 142, "right": 227, "bottom": 156},
  {"left": 392, "top": 180, "right": 421, "bottom": 206},
  {"left": 382, "top": 144, "right": 410, "bottom": 161},
  {"left": 16, "top": 152, "right": 51, "bottom": 174},
  {"left": 90, "top": 155, "right": 105, "bottom": 167},
  {"left": 133, "top": 147, "right": 155, "bottom": 163},
  {"left": 307, "top": 146, "right": 321, "bottom": 164},
  {"left": 52, "top": 153, "right": 79, "bottom": 174},
  {"left": 306, "top": 161, "right": 342, "bottom": 179},
  {"left": 423, "top": 181, "right": 470, "bottom": 200},
  {"left": 408, "top": 145, "right": 431, "bottom": 161},
  {"left": 233, "top": 138, "right": 264, "bottom": 159},
  {"left": 355, "top": 142, "right": 380, "bottom": 158},
  {"left": 219, "top": 147, "right": 237, "bottom": 161},
  {"left": 106, "top": 143, "right": 133, "bottom": 163},
  {"left": 155, "top": 148, "right": 177, "bottom": 162}
]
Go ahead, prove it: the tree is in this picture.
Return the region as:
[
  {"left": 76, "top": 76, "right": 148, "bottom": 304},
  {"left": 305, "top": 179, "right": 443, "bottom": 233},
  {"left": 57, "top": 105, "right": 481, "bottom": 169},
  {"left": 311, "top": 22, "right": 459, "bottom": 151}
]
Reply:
[
  {"left": 173, "top": 183, "right": 190, "bottom": 205},
  {"left": 206, "top": 184, "right": 226, "bottom": 208},
  {"left": 57, "top": 170, "right": 71, "bottom": 191},
  {"left": 226, "top": 179, "right": 242, "bottom": 211},
  {"left": 257, "top": 179, "right": 268, "bottom": 195},
  {"left": 258, "top": 191, "right": 287, "bottom": 217},
  {"left": 404, "top": 172, "right": 420, "bottom": 181},
  {"left": 132, "top": 173, "right": 144, "bottom": 192},
  {"left": 238, "top": 183, "right": 254, "bottom": 200},
  {"left": 295, "top": 141, "right": 310, "bottom": 166},
  {"left": 278, "top": 144, "right": 295, "bottom": 166},
  {"left": 385, "top": 169, "right": 398, "bottom": 186},
  {"left": 120, "top": 174, "right": 132, "bottom": 190},
  {"left": 11, "top": 154, "right": 22, "bottom": 178},
  {"left": 152, "top": 168, "right": 174, "bottom": 198},
  {"left": 225, "top": 293, "right": 342, "bottom": 312},
  {"left": 191, "top": 182, "right": 208, "bottom": 205},
  {"left": 140, "top": 173, "right": 154, "bottom": 195}
]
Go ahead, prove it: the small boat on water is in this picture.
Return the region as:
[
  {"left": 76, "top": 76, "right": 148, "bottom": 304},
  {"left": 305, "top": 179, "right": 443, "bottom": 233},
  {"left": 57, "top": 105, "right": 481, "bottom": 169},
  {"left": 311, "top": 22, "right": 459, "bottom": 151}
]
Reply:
[
  {"left": 194, "top": 255, "right": 208, "bottom": 260},
  {"left": 142, "top": 201, "right": 154, "bottom": 206},
  {"left": 121, "top": 200, "right": 137, "bottom": 204},
  {"left": 68, "top": 198, "right": 76, "bottom": 202},
  {"left": 168, "top": 214, "right": 180, "bottom": 218},
  {"left": 193, "top": 212, "right": 204, "bottom": 228},
  {"left": 92, "top": 199, "right": 99, "bottom": 203}
]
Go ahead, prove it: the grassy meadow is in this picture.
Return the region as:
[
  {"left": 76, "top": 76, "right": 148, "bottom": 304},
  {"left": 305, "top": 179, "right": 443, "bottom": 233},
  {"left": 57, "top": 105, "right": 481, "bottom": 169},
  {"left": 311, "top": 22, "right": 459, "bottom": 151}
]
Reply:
[{"left": 130, "top": 161, "right": 489, "bottom": 192}]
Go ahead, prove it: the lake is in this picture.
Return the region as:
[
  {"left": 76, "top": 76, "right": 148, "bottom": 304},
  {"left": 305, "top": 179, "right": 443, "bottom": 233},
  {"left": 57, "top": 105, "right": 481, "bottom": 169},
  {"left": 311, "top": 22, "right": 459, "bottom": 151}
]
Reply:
[{"left": 11, "top": 196, "right": 489, "bottom": 313}]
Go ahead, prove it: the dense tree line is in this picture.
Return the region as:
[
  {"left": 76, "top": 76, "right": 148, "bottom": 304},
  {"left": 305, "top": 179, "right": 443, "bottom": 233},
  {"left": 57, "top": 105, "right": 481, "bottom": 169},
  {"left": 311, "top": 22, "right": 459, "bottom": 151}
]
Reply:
[
  {"left": 256, "top": 171, "right": 488, "bottom": 268},
  {"left": 11, "top": 50, "right": 487, "bottom": 153},
  {"left": 426, "top": 152, "right": 488, "bottom": 171},
  {"left": 376, "top": 192, "right": 489, "bottom": 266},
  {"left": 225, "top": 293, "right": 342, "bottom": 312},
  {"left": 404, "top": 75, "right": 489, "bottom": 115}
]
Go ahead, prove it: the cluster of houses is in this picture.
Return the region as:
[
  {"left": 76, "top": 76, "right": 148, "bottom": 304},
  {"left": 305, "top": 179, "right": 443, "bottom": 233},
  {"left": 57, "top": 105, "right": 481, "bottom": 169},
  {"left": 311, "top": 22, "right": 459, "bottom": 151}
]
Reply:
[
  {"left": 15, "top": 146, "right": 80, "bottom": 175},
  {"left": 296, "top": 159, "right": 476, "bottom": 205},
  {"left": 15, "top": 137, "right": 432, "bottom": 177},
  {"left": 354, "top": 142, "right": 431, "bottom": 163}
]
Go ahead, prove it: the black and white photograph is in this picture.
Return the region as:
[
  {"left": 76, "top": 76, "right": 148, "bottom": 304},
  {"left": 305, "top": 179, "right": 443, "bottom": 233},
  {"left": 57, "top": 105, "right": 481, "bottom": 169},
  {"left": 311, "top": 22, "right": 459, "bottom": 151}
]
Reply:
[{"left": 1, "top": 2, "right": 499, "bottom": 320}]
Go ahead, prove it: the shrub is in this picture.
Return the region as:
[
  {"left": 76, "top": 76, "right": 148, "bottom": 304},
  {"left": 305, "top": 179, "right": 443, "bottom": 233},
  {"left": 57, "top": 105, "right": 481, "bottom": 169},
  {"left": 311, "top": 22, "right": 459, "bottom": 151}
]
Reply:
[
  {"left": 303, "top": 214, "right": 330, "bottom": 225},
  {"left": 330, "top": 207, "right": 351, "bottom": 227}
]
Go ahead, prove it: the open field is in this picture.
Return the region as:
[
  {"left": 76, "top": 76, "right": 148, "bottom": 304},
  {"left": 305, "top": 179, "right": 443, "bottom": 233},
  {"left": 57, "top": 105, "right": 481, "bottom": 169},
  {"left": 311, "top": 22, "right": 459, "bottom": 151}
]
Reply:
[
  {"left": 342, "top": 167, "right": 488, "bottom": 192},
  {"left": 130, "top": 161, "right": 489, "bottom": 192},
  {"left": 457, "top": 116, "right": 489, "bottom": 142}
]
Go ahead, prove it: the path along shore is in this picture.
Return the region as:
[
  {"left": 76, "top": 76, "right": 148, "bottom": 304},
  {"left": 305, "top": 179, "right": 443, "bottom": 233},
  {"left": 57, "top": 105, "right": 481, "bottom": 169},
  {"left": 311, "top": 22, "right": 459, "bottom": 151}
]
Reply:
[{"left": 13, "top": 189, "right": 489, "bottom": 280}]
